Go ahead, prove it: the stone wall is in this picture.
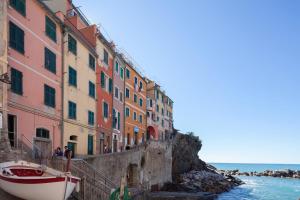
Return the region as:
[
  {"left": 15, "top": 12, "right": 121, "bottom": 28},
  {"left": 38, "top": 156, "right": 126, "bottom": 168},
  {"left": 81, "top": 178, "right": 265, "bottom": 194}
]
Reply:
[{"left": 84, "top": 141, "right": 172, "bottom": 190}]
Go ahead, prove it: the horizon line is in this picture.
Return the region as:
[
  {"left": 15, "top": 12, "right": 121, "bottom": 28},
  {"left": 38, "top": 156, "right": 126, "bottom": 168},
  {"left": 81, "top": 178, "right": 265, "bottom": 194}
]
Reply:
[{"left": 208, "top": 162, "right": 300, "bottom": 165}]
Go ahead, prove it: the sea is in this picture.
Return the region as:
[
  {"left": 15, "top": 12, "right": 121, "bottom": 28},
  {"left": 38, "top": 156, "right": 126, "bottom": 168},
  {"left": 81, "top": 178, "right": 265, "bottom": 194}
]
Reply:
[{"left": 210, "top": 163, "right": 300, "bottom": 200}]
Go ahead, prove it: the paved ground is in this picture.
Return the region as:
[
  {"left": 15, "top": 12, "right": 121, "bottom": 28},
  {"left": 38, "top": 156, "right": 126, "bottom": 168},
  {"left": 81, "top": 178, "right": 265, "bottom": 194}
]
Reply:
[{"left": 0, "top": 189, "right": 23, "bottom": 200}]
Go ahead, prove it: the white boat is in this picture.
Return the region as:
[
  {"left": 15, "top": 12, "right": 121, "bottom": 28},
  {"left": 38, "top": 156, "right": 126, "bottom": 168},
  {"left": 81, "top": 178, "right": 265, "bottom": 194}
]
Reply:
[{"left": 0, "top": 160, "right": 80, "bottom": 200}]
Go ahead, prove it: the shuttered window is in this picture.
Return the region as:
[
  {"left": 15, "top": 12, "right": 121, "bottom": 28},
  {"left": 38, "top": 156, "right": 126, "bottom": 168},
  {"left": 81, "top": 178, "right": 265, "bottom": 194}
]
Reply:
[
  {"left": 89, "top": 81, "right": 95, "bottom": 98},
  {"left": 68, "top": 34, "right": 77, "bottom": 55},
  {"left": 88, "top": 111, "right": 94, "bottom": 125},
  {"left": 109, "top": 78, "right": 113, "bottom": 93},
  {"left": 120, "top": 67, "right": 124, "bottom": 79},
  {"left": 139, "top": 98, "right": 143, "bottom": 107},
  {"left": 126, "top": 69, "right": 130, "bottom": 79},
  {"left": 11, "top": 68, "right": 23, "bottom": 95},
  {"left": 134, "top": 94, "right": 137, "bottom": 103},
  {"left": 101, "top": 71, "right": 105, "bottom": 88},
  {"left": 36, "top": 128, "right": 50, "bottom": 139},
  {"left": 125, "top": 107, "right": 130, "bottom": 117},
  {"left": 44, "top": 84, "right": 55, "bottom": 108},
  {"left": 103, "top": 102, "right": 108, "bottom": 118},
  {"left": 89, "top": 54, "right": 95, "bottom": 70},
  {"left": 10, "top": 0, "right": 26, "bottom": 16},
  {"left": 103, "top": 49, "right": 108, "bottom": 65},
  {"left": 9, "top": 22, "right": 24, "bottom": 54},
  {"left": 45, "top": 16, "right": 56, "bottom": 42},
  {"left": 44, "top": 47, "right": 56, "bottom": 74},
  {"left": 68, "top": 101, "right": 77, "bottom": 119},
  {"left": 68, "top": 66, "right": 77, "bottom": 87}
]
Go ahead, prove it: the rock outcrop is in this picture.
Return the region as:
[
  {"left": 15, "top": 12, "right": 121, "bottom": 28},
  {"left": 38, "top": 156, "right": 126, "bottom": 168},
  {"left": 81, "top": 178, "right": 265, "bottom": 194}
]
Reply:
[{"left": 162, "top": 132, "right": 243, "bottom": 196}]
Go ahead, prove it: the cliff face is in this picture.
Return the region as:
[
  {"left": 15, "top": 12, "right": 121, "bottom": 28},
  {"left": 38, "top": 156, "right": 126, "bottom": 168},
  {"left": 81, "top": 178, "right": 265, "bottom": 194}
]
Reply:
[{"left": 172, "top": 133, "right": 208, "bottom": 181}]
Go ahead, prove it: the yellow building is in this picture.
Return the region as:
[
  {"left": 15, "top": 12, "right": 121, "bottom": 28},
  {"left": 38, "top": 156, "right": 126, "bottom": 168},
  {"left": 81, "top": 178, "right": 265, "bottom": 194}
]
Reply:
[{"left": 62, "top": 20, "right": 97, "bottom": 156}]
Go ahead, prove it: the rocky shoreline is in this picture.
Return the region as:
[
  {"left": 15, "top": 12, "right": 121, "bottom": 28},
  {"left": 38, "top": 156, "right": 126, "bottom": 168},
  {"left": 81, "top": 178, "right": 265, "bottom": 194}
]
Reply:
[{"left": 219, "top": 169, "right": 300, "bottom": 179}]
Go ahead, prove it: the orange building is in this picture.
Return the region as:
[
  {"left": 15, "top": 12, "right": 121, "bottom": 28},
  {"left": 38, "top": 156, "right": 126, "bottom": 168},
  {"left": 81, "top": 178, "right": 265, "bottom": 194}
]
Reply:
[{"left": 124, "top": 62, "right": 147, "bottom": 146}]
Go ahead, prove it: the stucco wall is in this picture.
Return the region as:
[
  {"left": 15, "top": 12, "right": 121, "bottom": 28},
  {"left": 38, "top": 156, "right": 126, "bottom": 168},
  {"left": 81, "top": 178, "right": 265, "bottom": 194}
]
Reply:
[{"left": 84, "top": 141, "right": 172, "bottom": 189}]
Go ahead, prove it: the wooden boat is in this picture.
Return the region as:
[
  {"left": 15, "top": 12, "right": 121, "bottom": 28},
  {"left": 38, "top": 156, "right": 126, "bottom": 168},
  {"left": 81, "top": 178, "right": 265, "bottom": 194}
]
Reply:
[{"left": 0, "top": 160, "right": 80, "bottom": 200}]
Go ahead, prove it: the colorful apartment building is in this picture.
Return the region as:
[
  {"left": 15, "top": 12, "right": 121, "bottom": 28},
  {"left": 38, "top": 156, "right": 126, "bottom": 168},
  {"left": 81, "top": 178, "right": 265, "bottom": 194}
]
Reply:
[
  {"left": 146, "top": 79, "right": 174, "bottom": 141},
  {"left": 45, "top": 0, "right": 98, "bottom": 156},
  {"left": 124, "top": 62, "right": 147, "bottom": 146},
  {"left": 96, "top": 34, "right": 114, "bottom": 154},
  {"left": 7, "top": 0, "right": 63, "bottom": 156},
  {"left": 112, "top": 53, "right": 125, "bottom": 152}
]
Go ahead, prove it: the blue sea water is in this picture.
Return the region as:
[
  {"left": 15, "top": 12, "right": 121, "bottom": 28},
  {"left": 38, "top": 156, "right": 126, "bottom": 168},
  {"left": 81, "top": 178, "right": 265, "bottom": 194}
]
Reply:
[{"left": 211, "top": 163, "right": 300, "bottom": 200}]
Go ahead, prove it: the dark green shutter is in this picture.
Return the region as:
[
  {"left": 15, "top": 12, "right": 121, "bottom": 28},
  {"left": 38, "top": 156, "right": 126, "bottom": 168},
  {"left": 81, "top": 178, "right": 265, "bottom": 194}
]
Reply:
[
  {"left": 118, "top": 112, "right": 121, "bottom": 130},
  {"left": 11, "top": 68, "right": 23, "bottom": 95},
  {"left": 10, "top": 0, "right": 26, "bottom": 16},
  {"left": 45, "top": 16, "right": 56, "bottom": 42},
  {"left": 9, "top": 22, "right": 24, "bottom": 54},
  {"left": 109, "top": 78, "right": 113, "bottom": 93},
  {"left": 101, "top": 72, "right": 105, "bottom": 88}
]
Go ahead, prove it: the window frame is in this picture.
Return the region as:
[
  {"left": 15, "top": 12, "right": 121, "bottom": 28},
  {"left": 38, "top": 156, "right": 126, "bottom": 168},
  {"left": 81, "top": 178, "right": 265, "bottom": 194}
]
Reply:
[
  {"left": 68, "top": 66, "right": 77, "bottom": 87},
  {"left": 44, "top": 47, "right": 56, "bottom": 74},
  {"left": 68, "top": 34, "right": 77, "bottom": 55},
  {"left": 9, "top": 21, "right": 24, "bottom": 54},
  {"left": 68, "top": 101, "right": 77, "bottom": 120},
  {"left": 45, "top": 16, "right": 57, "bottom": 42},
  {"left": 10, "top": 0, "right": 26, "bottom": 16},
  {"left": 11, "top": 67, "right": 23, "bottom": 95},
  {"left": 44, "top": 84, "right": 56, "bottom": 108}
]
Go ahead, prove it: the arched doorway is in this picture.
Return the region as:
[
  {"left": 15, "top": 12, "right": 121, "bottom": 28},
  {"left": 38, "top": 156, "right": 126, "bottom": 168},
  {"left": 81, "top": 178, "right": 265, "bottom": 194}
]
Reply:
[{"left": 147, "top": 126, "right": 156, "bottom": 141}]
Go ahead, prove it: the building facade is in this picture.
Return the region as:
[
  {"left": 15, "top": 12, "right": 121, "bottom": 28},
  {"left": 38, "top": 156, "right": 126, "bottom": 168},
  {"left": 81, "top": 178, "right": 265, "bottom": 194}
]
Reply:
[
  {"left": 96, "top": 34, "right": 114, "bottom": 154},
  {"left": 146, "top": 79, "right": 159, "bottom": 140},
  {"left": 112, "top": 53, "right": 125, "bottom": 152},
  {"left": 124, "top": 62, "right": 147, "bottom": 146},
  {"left": 7, "top": 0, "right": 63, "bottom": 156}
]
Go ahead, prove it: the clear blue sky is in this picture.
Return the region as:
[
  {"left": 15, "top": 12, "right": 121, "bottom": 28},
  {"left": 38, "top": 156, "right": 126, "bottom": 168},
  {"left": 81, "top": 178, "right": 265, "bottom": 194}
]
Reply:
[{"left": 73, "top": 0, "right": 300, "bottom": 164}]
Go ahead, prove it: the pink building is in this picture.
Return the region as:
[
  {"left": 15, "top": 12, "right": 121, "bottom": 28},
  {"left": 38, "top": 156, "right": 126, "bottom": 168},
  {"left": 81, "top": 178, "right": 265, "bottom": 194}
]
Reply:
[{"left": 7, "top": 0, "right": 62, "bottom": 156}]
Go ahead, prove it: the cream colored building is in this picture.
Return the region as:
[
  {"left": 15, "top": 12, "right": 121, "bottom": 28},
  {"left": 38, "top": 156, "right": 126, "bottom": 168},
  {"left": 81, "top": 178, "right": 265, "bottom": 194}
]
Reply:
[{"left": 62, "top": 26, "right": 97, "bottom": 156}]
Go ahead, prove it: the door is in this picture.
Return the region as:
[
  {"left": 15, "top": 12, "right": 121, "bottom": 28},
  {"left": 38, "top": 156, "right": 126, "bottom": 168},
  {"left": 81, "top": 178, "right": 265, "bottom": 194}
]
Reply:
[
  {"left": 34, "top": 139, "right": 52, "bottom": 160},
  {"left": 67, "top": 142, "right": 76, "bottom": 158},
  {"left": 88, "top": 135, "right": 93, "bottom": 155},
  {"left": 99, "top": 139, "right": 104, "bottom": 154},
  {"left": 8, "top": 115, "right": 16, "bottom": 148},
  {"left": 113, "top": 136, "right": 118, "bottom": 153}
]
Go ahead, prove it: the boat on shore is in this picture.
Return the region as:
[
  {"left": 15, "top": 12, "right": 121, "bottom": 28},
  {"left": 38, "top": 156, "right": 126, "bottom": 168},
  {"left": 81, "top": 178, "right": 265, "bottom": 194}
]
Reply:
[{"left": 0, "top": 160, "right": 80, "bottom": 200}]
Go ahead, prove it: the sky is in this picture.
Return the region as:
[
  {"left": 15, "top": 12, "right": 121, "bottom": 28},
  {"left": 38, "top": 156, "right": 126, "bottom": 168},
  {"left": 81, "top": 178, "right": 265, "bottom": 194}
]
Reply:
[{"left": 73, "top": 0, "right": 300, "bottom": 164}]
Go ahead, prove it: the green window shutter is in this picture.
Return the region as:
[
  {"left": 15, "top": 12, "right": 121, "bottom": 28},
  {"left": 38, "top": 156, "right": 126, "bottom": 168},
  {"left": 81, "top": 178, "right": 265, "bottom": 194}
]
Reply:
[
  {"left": 125, "top": 108, "right": 129, "bottom": 117},
  {"left": 9, "top": 22, "right": 24, "bottom": 54},
  {"left": 11, "top": 68, "right": 23, "bottom": 95},
  {"left": 115, "top": 61, "right": 119, "bottom": 73},
  {"left": 126, "top": 69, "right": 130, "bottom": 79},
  {"left": 101, "top": 72, "right": 105, "bottom": 88},
  {"left": 120, "top": 68, "right": 124, "bottom": 79},
  {"left": 45, "top": 16, "right": 56, "bottom": 42},
  {"left": 109, "top": 78, "right": 113, "bottom": 93},
  {"left": 89, "top": 54, "right": 95, "bottom": 70},
  {"left": 68, "top": 101, "right": 76, "bottom": 119},
  {"left": 134, "top": 94, "right": 137, "bottom": 103},
  {"left": 68, "top": 66, "right": 77, "bottom": 87},
  {"left": 112, "top": 109, "right": 116, "bottom": 128},
  {"left": 139, "top": 98, "right": 143, "bottom": 107},
  {"left": 89, "top": 81, "right": 95, "bottom": 98},
  {"left": 88, "top": 111, "right": 94, "bottom": 125},
  {"left": 10, "top": 0, "right": 26, "bottom": 16},
  {"left": 44, "top": 47, "right": 56, "bottom": 74},
  {"left": 44, "top": 84, "right": 55, "bottom": 108},
  {"left": 103, "top": 102, "right": 108, "bottom": 118},
  {"left": 117, "top": 112, "right": 121, "bottom": 130},
  {"left": 103, "top": 49, "right": 109, "bottom": 65},
  {"left": 68, "top": 34, "right": 77, "bottom": 55}
]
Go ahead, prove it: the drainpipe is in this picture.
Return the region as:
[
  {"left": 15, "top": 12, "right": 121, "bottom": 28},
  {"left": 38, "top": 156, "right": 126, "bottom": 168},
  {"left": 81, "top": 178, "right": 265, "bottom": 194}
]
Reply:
[{"left": 60, "top": 27, "right": 66, "bottom": 148}]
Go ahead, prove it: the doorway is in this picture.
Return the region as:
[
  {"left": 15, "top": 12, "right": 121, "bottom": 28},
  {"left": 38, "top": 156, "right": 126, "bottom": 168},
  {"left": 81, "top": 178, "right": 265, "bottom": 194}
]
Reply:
[
  {"left": 88, "top": 135, "right": 93, "bottom": 155},
  {"left": 8, "top": 114, "right": 17, "bottom": 148},
  {"left": 113, "top": 135, "right": 118, "bottom": 153},
  {"left": 67, "top": 142, "right": 76, "bottom": 158}
]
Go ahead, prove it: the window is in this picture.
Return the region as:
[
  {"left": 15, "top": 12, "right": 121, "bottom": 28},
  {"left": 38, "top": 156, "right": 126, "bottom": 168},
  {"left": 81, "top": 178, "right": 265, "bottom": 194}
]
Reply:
[
  {"left": 134, "top": 77, "right": 138, "bottom": 85},
  {"left": 139, "top": 115, "right": 143, "bottom": 123},
  {"left": 103, "top": 49, "right": 108, "bottom": 65},
  {"left": 162, "top": 108, "right": 164, "bottom": 116},
  {"left": 103, "top": 102, "right": 108, "bottom": 118},
  {"left": 68, "top": 66, "right": 77, "bottom": 87},
  {"left": 134, "top": 94, "right": 137, "bottom": 103},
  {"left": 147, "top": 112, "right": 150, "bottom": 117},
  {"left": 11, "top": 68, "right": 23, "bottom": 95},
  {"left": 157, "top": 116, "right": 160, "bottom": 122},
  {"left": 113, "top": 109, "right": 117, "bottom": 129},
  {"left": 9, "top": 22, "right": 24, "bottom": 54},
  {"left": 120, "top": 67, "right": 124, "bottom": 79},
  {"left": 125, "top": 88, "right": 130, "bottom": 98},
  {"left": 44, "top": 84, "right": 55, "bottom": 108},
  {"left": 133, "top": 112, "right": 137, "bottom": 121},
  {"left": 10, "top": 0, "right": 26, "bottom": 16},
  {"left": 115, "top": 61, "right": 119, "bottom": 73},
  {"left": 45, "top": 16, "right": 56, "bottom": 42},
  {"left": 36, "top": 128, "right": 50, "bottom": 139},
  {"left": 89, "top": 54, "right": 95, "bottom": 70},
  {"left": 150, "top": 99, "right": 153, "bottom": 107},
  {"left": 68, "top": 101, "right": 76, "bottom": 119},
  {"left": 68, "top": 34, "right": 77, "bottom": 55},
  {"left": 156, "top": 105, "right": 159, "bottom": 112},
  {"left": 125, "top": 107, "right": 130, "bottom": 117},
  {"left": 126, "top": 68, "right": 130, "bottom": 79},
  {"left": 120, "top": 92, "right": 123, "bottom": 102},
  {"left": 139, "top": 81, "right": 143, "bottom": 90},
  {"left": 139, "top": 98, "right": 143, "bottom": 107},
  {"left": 44, "top": 47, "right": 56, "bottom": 73},
  {"left": 114, "top": 87, "right": 119, "bottom": 99},
  {"left": 109, "top": 78, "right": 113, "bottom": 93},
  {"left": 89, "top": 81, "right": 95, "bottom": 98},
  {"left": 162, "top": 119, "right": 164, "bottom": 127},
  {"left": 100, "top": 71, "right": 106, "bottom": 89},
  {"left": 88, "top": 111, "right": 94, "bottom": 125}
]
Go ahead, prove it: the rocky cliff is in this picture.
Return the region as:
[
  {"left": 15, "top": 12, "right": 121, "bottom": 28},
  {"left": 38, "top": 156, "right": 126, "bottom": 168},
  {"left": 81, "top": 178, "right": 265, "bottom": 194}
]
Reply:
[{"left": 162, "top": 132, "right": 243, "bottom": 195}]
